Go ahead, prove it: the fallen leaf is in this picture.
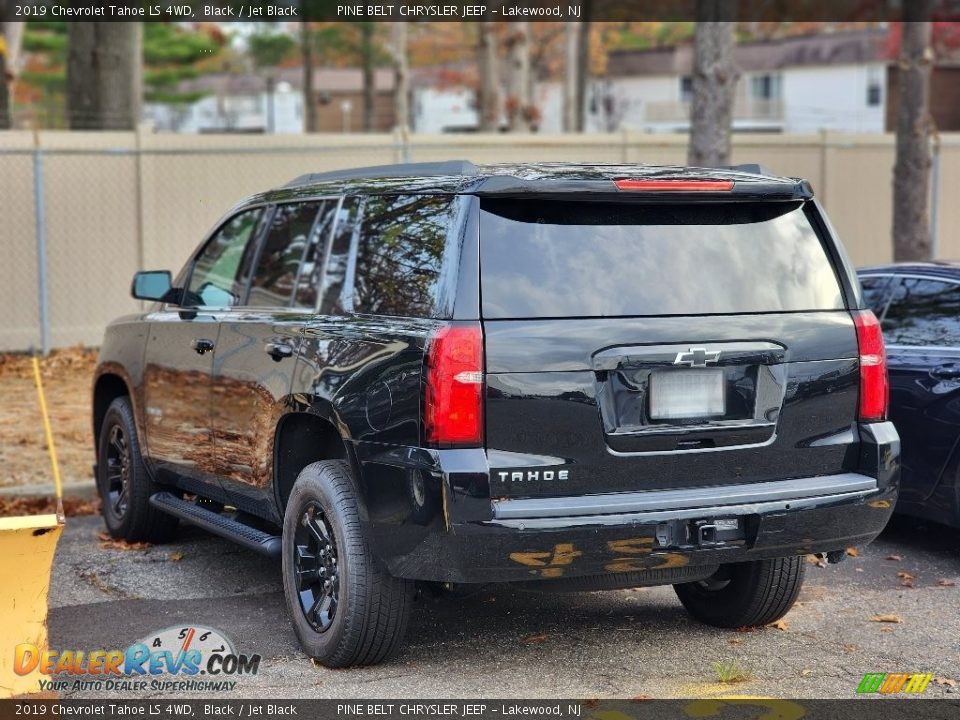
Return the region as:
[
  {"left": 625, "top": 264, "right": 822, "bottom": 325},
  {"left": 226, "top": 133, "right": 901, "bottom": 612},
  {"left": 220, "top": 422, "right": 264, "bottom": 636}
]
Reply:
[
  {"left": 871, "top": 614, "right": 903, "bottom": 624},
  {"left": 169, "top": 551, "right": 184, "bottom": 562},
  {"left": 800, "top": 669, "right": 813, "bottom": 677},
  {"left": 846, "top": 547, "right": 860, "bottom": 557},
  {"left": 521, "top": 633, "right": 549, "bottom": 644},
  {"left": 886, "top": 554, "right": 903, "bottom": 561},
  {"left": 806, "top": 554, "right": 826, "bottom": 568},
  {"left": 734, "top": 626, "right": 756, "bottom": 633},
  {"left": 935, "top": 678, "right": 958, "bottom": 688},
  {"left": 897, "top": 571, "right": 914, "bottom": 580},
  {"left": 843, "top": 643, "right": 858, "bottom": 653},
  {"left": 728, "top": 638, "right": 743, "bottom": 645},
  {"left": 97, "top": 532, "right": 150, "bottom": 551},
  {"left": 768, "top": 619, "right": 789, "bottom": 631},
  {"left": 630, "top": 695, "right": 654, "bottom": 702},
  {"left": 937, "top": 579, "right": 956, "bottom": 587}
]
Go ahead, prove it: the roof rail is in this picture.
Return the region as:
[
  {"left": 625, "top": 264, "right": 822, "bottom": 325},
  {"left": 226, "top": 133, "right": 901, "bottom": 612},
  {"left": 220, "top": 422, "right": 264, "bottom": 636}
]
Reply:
[
  {"left": 723, "top": 163, "right": 776, "bottom": 177},
  {"left": 284, "top": 160, "right": 479, "bottom": 188}
]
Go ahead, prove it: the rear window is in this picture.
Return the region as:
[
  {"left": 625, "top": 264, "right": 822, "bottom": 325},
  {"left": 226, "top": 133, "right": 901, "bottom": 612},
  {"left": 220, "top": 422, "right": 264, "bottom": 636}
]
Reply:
[
  {"left": 480, "top": 200, "right": 844, "bottom": 319},
  {"left": 352, "top": 194, "right": 458, "bottom": 318}
]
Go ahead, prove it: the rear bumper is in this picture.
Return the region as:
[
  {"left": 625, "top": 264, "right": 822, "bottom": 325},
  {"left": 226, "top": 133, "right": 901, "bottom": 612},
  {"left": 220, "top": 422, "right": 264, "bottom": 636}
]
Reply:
[{"left": 358, "top": 421, "right": 900, "bottom": 583}]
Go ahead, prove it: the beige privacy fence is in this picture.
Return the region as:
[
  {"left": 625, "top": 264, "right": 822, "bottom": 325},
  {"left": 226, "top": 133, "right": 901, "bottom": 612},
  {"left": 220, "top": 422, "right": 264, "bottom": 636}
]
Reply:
[{"left": 2, "top": 129, "right": 959, "bottom": 352}]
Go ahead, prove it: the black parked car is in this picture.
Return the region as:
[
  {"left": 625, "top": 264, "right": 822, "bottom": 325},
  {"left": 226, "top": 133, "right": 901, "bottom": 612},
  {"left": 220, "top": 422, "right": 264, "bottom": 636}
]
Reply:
[
  {"left": 94, "top": 161, "right": 899, "bottom": 667},
  {"left": 859, "top": 263, "right": 960, "bottom": 528}
]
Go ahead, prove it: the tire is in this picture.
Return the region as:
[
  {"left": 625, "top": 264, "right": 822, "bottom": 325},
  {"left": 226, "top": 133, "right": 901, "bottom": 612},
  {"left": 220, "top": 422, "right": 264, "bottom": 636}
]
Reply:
[
  {"left": 282, "top": 460, "right": 414, "bottom": 667},
  {"left": 673, "top": 556, "right": 805, "bottom": 628},
  {"left": 97, "top": 396, "right": 179, "bottom": 543}
]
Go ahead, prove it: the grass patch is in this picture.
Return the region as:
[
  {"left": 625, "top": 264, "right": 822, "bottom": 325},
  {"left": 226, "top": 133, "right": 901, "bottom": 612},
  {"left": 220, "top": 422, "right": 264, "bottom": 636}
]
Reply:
[{"left": 713, "top": 658, "right": 753, "bottom": 684}]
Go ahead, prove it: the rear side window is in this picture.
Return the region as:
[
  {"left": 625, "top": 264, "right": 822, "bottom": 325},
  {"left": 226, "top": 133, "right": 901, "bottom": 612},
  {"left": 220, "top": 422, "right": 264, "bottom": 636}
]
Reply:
[
  {"left": 319, "top": 197, "right": 361, "bottom": 315},
  {"left": 480, "top": 200, "right": 844, "bottom": 318},
  {"left": 293, "top": 200, "right": 337, "bottom": 310},
  {"left": 882, "top": 277, "right": 960, "bottom": 347},
  {"left": 248, "top": 202, "right": 322, "bottom": 308},
  {"left": 352, "top": 195, "right": 457, "bottom": 318}
]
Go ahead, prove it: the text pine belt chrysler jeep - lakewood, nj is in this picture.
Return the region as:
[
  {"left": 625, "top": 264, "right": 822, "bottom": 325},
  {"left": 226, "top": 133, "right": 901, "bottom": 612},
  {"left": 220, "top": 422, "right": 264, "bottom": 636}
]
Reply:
[{"left": 93, "top": 161, "right": 899, "bottom": 667}]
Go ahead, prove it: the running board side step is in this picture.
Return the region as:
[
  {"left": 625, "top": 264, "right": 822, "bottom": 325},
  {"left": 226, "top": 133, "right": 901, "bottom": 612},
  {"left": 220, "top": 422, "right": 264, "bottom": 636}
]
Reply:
[{"left": 149, "top": 491, "right": 281, "bottom": 558}]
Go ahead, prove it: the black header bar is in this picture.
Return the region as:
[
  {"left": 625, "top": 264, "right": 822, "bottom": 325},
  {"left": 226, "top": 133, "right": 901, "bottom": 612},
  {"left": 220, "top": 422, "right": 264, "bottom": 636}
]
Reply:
[
  {"left": 0, "top": 699, "right": 959, "bottom": 720},
  {"left": 3, "top": 0, "right": 960, "bottom": 23}
]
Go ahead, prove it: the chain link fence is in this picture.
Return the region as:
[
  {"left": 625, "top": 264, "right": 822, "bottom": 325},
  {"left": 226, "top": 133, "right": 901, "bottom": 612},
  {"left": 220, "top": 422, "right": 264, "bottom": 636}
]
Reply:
[{"left": 2, "top": 129, "right": 957, "bottom": 353}]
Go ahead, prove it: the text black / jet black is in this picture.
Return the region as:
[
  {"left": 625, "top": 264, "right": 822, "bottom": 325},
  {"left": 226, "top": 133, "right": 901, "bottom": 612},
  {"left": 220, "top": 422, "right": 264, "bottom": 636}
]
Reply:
[{"left": 94, "top": 161, "right": 899, "bottom": 667}]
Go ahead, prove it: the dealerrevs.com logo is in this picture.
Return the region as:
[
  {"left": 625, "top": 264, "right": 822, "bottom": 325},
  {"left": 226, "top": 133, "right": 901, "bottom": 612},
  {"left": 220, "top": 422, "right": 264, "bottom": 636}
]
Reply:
[{"left": 14, "top": 625, "right": 260, "bottom": 693}]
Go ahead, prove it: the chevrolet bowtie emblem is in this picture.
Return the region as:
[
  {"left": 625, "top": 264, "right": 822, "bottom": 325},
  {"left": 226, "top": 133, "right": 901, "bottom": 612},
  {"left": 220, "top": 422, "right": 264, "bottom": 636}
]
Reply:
[{"left": 674, "top": 347, "right": 721, "bottom": 368}]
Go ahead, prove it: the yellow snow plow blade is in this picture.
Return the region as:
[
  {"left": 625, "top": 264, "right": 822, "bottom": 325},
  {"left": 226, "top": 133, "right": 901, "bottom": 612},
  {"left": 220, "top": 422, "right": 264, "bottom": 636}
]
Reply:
[
  {"left": 0, "top": 355, "right": 67, "bottom": 697},
  {"left": 0, "top": 514, "right": 63, "bottom": 698}
]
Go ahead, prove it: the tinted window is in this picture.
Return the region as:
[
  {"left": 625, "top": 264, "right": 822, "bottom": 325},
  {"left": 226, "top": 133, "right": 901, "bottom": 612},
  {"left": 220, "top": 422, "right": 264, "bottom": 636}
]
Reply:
[
  {"left": 859, "top": 275, "right": 894, "bottom": 317},
  {"left": 352, "top": 195, "right": 457, "bottom": 318},
  {"left": 480, "top": 200, "right": 844, "bottom": 318},
  {"left": 882, "top": 277, "right": 960, "bottom": 346},
  {"left": 247, "top": 202, "right": 321, "bottom": 308},
  {"left": 319, "top": 197, "right": 361, "bottom": 315},
  {"left": 293, "top": 201, "right": 337, "bottom": 310},
  {"left": 187, "top": 208, "right": 263, "bottom": 308}
]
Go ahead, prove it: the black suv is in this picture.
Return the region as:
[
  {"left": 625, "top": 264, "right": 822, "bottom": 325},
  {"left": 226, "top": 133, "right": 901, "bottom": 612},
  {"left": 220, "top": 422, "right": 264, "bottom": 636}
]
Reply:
[{"left": 94, "top": 161, "right": 899, "bottom": 667}]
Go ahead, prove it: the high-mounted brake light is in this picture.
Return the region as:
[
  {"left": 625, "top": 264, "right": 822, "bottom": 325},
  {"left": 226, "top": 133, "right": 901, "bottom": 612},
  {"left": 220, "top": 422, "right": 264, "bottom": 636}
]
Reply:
[
  {"left": 614, "top": 179, "right": 735, "bottom": 192},
  {"left": 424, "top": 323, "right": 484, "bottom": 447},
  {"left": 853, "top": 310, "right": 888, "bottom": 422}
]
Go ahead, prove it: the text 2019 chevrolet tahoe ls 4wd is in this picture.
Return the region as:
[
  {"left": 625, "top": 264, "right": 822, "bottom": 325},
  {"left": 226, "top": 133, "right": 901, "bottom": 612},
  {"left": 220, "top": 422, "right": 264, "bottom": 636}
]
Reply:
[{"left": 93, "top": 162, "right": 899, "bottom": 667}]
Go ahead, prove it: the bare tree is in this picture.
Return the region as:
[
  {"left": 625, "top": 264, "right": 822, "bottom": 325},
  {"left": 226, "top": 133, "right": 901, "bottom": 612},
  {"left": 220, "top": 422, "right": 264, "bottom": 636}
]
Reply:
[
  {"left": 301, "top": 22, "right": 317, "bottom": 133},
  {"left": 477, "top": 21, "right": 500, "bottom": 132},
  {"left": 893, "top": 5, "right": 934, "bottom": 261},
  {"left": 576, "top": 6, "right": 592, "bottom": 132},
  {"left": 687, "top": 4, "right": 737, "bottom": 167},
  {"left": 1, "top": 19, "right": 24, "bottom": 128},
  {"left": 505, "top": 22, "right": 532, "bottom": 132},
  {"left": 359, "top": 22, "right": 376, "bottom": 132},
  {"left": 390, "top": 22, "right": 410, "bottom": 132},
  {"left": 563, "top": 23, "right": 579, "bottom": 132},
  {"left": 0, "top": 23, "right": 9, "bottom": 129},
  {"left": 67, "top": 22, "right": 142, "bottom": 130}
]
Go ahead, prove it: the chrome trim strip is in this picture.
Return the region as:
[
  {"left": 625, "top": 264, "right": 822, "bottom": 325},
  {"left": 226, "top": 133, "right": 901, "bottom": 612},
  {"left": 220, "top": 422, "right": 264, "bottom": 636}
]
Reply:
[
  {"left": 492, "top": 473, "right": 877, "bottom": 520},
  {"left": 490, "top": 489, "right": 876, "bottom": 529}
]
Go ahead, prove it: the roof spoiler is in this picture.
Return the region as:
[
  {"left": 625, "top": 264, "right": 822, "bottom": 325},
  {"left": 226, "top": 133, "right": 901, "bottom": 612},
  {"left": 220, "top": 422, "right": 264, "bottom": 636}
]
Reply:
[
  {"left": 722, "top": 163, "right": 776, "bottom": 177},
  {"left": 285, "top": 160, "right": 478, "bottom": 188}
]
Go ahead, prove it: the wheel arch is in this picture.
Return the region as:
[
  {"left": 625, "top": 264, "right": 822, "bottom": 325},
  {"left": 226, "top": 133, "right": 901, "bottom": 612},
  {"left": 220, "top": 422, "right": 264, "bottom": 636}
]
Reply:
[
  {"left": 93, "top": 371, "right": 132, "bottom": 449},
  {"left": 273, "top": 407, "right": 357, "bottom": 515}
]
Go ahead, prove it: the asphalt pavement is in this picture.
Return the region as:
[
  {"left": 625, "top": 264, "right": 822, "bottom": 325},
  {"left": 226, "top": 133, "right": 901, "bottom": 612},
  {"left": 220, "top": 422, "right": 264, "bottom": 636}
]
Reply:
[{"left": 47, "top": 514, "right": 960, "bottom": 699}]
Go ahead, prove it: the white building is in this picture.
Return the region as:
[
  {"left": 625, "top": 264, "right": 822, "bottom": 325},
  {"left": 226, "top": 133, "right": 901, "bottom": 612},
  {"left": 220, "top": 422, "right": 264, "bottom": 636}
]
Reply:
[{"left": 568, "top": 29, "right": 890, "bottom": 134}]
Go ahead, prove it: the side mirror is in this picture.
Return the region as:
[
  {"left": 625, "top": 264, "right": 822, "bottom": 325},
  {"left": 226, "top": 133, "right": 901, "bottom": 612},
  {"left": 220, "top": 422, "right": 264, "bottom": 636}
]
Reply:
[{"left": 131, "top": 270, "right": 174, "bottom": 302}]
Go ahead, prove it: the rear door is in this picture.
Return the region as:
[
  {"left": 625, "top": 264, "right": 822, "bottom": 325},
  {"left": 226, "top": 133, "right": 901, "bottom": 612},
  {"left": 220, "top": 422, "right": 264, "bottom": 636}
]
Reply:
[
  {"left": 211, "top": 199, "right": 337, "bottom": 513},
  {"left": 480, "top": 198, "right": 861, "bottom": 499},
  {"left": 879, "top": 274, "right": 960, "bottom": 502}
]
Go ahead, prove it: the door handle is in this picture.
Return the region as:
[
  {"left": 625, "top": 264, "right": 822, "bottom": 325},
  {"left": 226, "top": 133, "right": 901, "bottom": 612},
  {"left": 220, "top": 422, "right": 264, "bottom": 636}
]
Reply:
[
  {"left": 930, "top": 366, "right": 960, "bottom": 380},
  {"left": 265, "top": 342, "right": 294, "bottom": 361},
  {"left": 191, "top": 338, "right": 215, "bottom": 355}
]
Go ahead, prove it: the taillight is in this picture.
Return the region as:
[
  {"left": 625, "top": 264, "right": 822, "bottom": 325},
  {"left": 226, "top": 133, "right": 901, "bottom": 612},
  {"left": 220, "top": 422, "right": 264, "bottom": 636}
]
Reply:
[
  {"left": 614, "top": 179, "right": 735, "bottom": 192},
  {"left": 853, "top": 310, "right": 888, "bottom": 422},
  {"left": 424, "top": 323, "right": 484, "bottom": 447}
]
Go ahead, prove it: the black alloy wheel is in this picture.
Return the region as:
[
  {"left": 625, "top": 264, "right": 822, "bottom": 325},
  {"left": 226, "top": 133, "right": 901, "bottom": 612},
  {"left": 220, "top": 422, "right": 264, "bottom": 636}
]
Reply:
[
  {"left": 103, "top": 424, "right": 131, "bottom": 521},
  {"left": 294, "top": 502, "right": 340, "bottom": 632}
]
